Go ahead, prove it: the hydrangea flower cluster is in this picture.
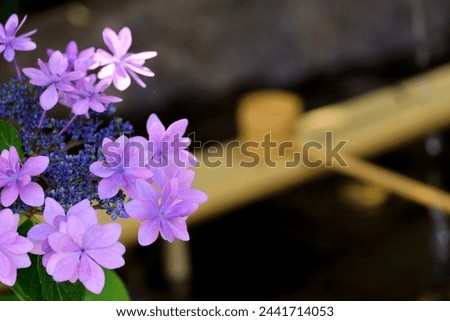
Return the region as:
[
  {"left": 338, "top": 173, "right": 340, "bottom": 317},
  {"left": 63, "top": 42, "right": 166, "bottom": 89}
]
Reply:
[{"left": 0, "top": 13, "right": 206, "bottom": 296}]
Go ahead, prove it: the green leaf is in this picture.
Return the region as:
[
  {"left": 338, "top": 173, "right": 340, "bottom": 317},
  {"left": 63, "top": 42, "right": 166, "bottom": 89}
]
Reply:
[
  {"left": 0, "top": 120, "right": 24, "bottom": 159},
  {"left": 0, "top": 293, "right": 19, "bottom": 301},
  {"left": 12, "top": 255, "right": 86, "bottom": 301},
  {"left": 84, "top": 269, "right": 130, "bottom": 301},
  {"left": 17, "top": 218, "right": 35, "bottom": 237}
]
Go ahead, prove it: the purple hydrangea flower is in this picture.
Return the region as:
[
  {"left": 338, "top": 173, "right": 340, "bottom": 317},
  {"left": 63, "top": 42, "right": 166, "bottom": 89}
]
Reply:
[
  {"left": 27, "top": 198, "right": 96, "bottom": 266},
  {"left": 0, "top": 14, "right": 36, "bottom": 62},
  {"left": 95, "top": 26, "right": 157, "bottom": 91},
  {"left": 152, "top": 165, "right": 207, "bottom": 203},
  {"left": 124, "top": 178, "right": 206, "bottom": 246},
  {"left": 48, "top": 40, "right": 98, "bottom": 73},
  {"left": 0, "top": 146, "right": 49, "bottom": 207},
  {"left": 23, "top": 50, "right": 84, "bottom": 110},
  {"left": 0, "top": 208, "right": 33, "bottom": 286},
  {"left": 70, "top": 75, "right": 122, "bottom": 115},
  {"left": 90, "top": 135, "right": 153, "bottom": 199},
  {"left": 146, "top": 113, "right": 197, "bottom": 167},
  {"left": 36, "top": 198, "right": 125, "bottom": 294}
]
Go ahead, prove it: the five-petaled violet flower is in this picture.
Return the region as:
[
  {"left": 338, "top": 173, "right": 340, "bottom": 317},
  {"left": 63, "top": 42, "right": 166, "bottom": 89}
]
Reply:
[
  {"left": 27, "top": 198, "right": 96, "bottom": 266},
  {"left": 48, "top": 40, "right": 98, "bottom": 73},
  {"left": 0, "top": 146, "right": 49, "bottom": 207},
  {"left": 95, "top": 26, "right": 157, "bottom": 91},
  {"left": 0, "top": 14, "right": 36, "bottom": 62},
  {"left": 70, "top": 75, "right": 122, "bottom": 115},
  {"left": 32, "top": 198, "right": 125, "bottom": 294},
  {"left": 0, "top": 209, "right": 33, "bottom": 286},
  {"left": 90, "top": 135, "right": 153, "bottom": 200},
  {"left": 23, "top": 50, "right": 84, "bottom": 110},
  {"left": 146, "top": 113, "right": 197, "bottom": 167},
  {"left": 124, "top": 178, "right": 206, "bottom": 246}
]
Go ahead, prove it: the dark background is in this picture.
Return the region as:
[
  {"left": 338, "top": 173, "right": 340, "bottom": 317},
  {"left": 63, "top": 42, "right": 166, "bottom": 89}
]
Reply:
[{"left": 3, "top": 0, "right": 450, "bottom": 300}]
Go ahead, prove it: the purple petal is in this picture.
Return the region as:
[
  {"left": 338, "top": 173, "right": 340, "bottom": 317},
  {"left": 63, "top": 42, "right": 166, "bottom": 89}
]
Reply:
[
  {"left": 21, "top": 156, "right": 49, "bottom": 176},
  {"left": 78, "top": 255, "right": 105, "bottom": 294},
  {"left": 102, "top": 27, "right": 120, "bottom": 56},
  {"left": 7, "top": 253, "right": 31, "bottom": 269},
  {"left": 66, "top": 216, "right": 86, "bottom": 247},
  {"left": 40, "top": 84, "right": 59, "bottom": 110},
  {"left": 89, "top": 99, "right": 106, "bottom": 113},
  {"left": 159, "top": 220, "right": 175, "bottom": 242},
  {"left": 89, "top": 161, "right": 116, "bottom": 178},
  {"left": 18, "top": 181, "right": 44, "bottom": 206},
  {"left": 27, "top": 224, "right": 56, "bottom": 254},
  {"left": 128, "top": 51, "right": 157, "bottom": 61},
  {"left": 117, "top": 26, "right": 132, "bottom": 57},
  {"left": 124, "top": 199, "right": 154, "bottom": 221},
  {"left": 22, "top": 68, "right": 50, "bottom": 86},
  {"left": 48, "top": 232, "right": 79, "bottom": 252},
  {"left": 43, "top": 197, "right": 66, "bottom": 226},
  {"left": 72, "top": 98, "right": 89, "bottom": 115},
  {"left": 165, "top": 119, "right": 188, "bottom": 140},
  {"left": 127, "top": 69, "right": 146, "bottom": 88},
  {"left": 112, "top": 64, "right": 131, "bottom": 91},
  {"left": 4, "top": 46, "right": 15, "bottom": 62},
  {"left": 0, "top": 251, "right": 14, "bottom": 286},
  {"left": 97, "top": 176, "right": 121, "bottom": 199},
  {"left": 66, "top": 199, "right": 97, "bottom": 225},
  {"left": 146, "top": 113, "right": 164, "bottom": 136},
  {"left": 11, "top": 37, "right": 36, "bottom": 51},
  {"left": 95, "top": 49, "right": 114, "bottom": 67},
  {"left": 83, "top": 223, "right": 121, "bottom": 249},
  {"left": 18, "top": 174, "right": 31, "bottom": 186},
  {"left": 136, "top": 179, "right": 159, "bottom": 203},
  {"left": 125, "top": 62, "right": 155, "bottom": 77},
  {"left": 8, "top": 146, "right": 20, "bottom": 167},
  {"left": 86, "top": 247, "right": 125, "bottom": 269},
  {"left": 178, "top": 188, "right": 208, "bottom": 204},
  {"left": 3, "top": 235, "right": 33, "bottom": 254},
  {"left": 166, "top": 217, "right": 189, "bottom": 241},
  {"left": 1, "top": 183, "right": 19, "bottom": 207},
  {"left": 0, "top": 209, "right": 18, "bottom": 235},
  {"left": 138, "top": 218, "right": 161, "bottom": 246},
  {"left": 46, "top": 252, "right": 80, "bottom": 282},
  {"left": 110, "top": 242, "right": 126, "bottom": 256},
  {"left": 165, "top": 201, "right": 198, "bottom": 219},
  {"left": 48, "top": 51, "right": 68, "bottom": 75},
  {"left": 4, "top": 14, "right": 18, "bottom": 34}
]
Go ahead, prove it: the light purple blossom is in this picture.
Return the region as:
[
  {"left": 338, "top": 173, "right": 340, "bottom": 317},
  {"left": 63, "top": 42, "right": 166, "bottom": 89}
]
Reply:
[
  {"left": 0, "top": 208, "right": 33, "bottom": 286},
  {"left": 48, "top": 40, "right": 98, "bottom": 73},
  {"left": 22, "top": 50, "right": 84, "bottom": 110},
  {"left": 124, "top": 178, "right": 206, "bottom": 246},
  {"left": 0, "top": 14, "right": 36, "bottom": 62},
  {"left": 90, "top": 135, "right": 153, "bottom": 200},
  {"left": 35, "top": 198, "right": 125, "bottom": 294},
  {"left": 146, "top": 113, "right": 197, "bottom": 167},
  {"left": 152, "top": 165, "right": 207, "bottom": 204},
  {"left": 70, "top": 75, "right": 122, "bottom": 115},
  {"left": 0, "top": 146, "right": 49, "bottom": 207},
  {"left": 95, "top": 26, "right": 157, "bottom": 91},
  {"left": 27, "top": 198, "right": 96, "bottom": 266}
]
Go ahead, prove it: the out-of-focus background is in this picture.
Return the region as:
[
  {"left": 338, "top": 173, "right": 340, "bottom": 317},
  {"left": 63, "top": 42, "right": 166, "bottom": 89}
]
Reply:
[{"left": 4, "top": 0, "right": 450, "bottom": 300}]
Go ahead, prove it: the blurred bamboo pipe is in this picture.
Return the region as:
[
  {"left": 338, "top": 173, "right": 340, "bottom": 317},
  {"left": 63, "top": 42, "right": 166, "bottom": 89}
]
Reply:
[
  {"left": 320, "top": 150, "right": 450, "bottom": 213},
  {"left": 108, "top": 63, "right": 450, "bottom": 246}
]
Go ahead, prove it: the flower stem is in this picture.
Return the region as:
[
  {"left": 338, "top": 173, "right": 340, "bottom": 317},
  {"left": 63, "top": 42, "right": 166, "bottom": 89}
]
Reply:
[
  {"left": 38, "top": 110, "right": 46, "bottom": 129},
  {"left": 58, "top": 114, "right": 78, "bottom": 135},
  {"left": 13, "top": 58, "right": 23, "bottom": 83}
]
